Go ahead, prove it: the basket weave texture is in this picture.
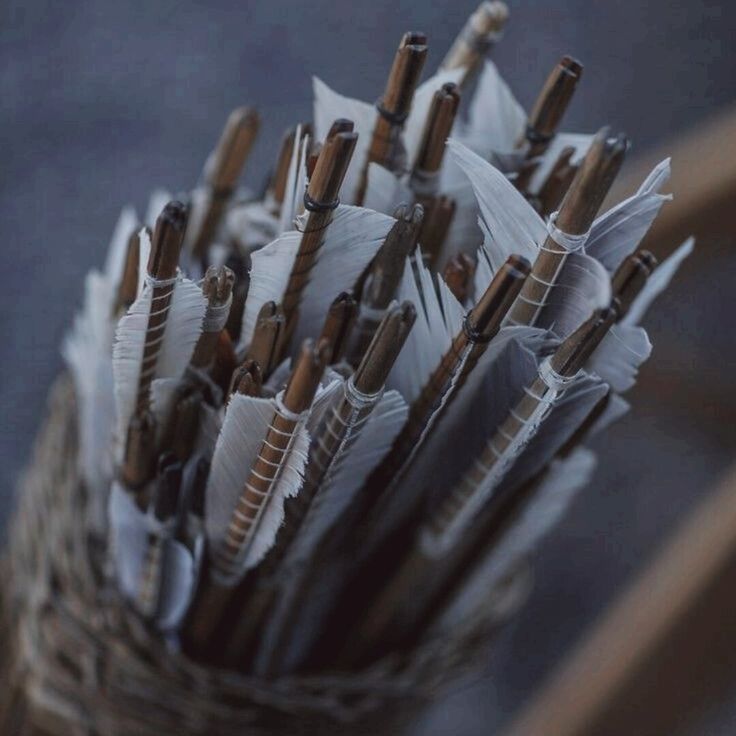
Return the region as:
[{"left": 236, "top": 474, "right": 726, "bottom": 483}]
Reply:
[{"left": 0, "top": 375, "right": 516, "bottom": 735}]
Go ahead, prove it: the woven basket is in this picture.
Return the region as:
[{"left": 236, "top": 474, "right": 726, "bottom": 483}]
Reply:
[{"left": 0, "top": 375, "right": 531, "bottom": 735}]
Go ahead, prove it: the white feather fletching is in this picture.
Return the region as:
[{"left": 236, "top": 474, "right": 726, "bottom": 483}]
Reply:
[
  {"left": 238, "top": 205, "right": 394, "bottom": 352},
  {"left": 62, "top": 273, "right": 117, "bottom": 502},
  {"left": 112, "top": 276, "right": 206, "bottom": 457},
  {"left": 136, "top": 227, "right": 151, "bottom": 298},
  {"left": 243, "top": 418, "right": 310, "bottom": 571},
  {"left": 624, "top": 238, "right": 694, "bottom": 326},
  {"left": 587, "top": 159, "right": 673, "bottom": 273},
  {"left": 239, "top": 230, "right": 301, "bottom": 352},
  {"left": 535, "top": 252, "right": 613, "bottom": 339},
  {"left": 108, "top": 482, "right": 198, "bottom": 631},
  {"left": 226, "top": 201, "right": 279, "bottom": 253},
  {"left": 157, "top": 537, "right": 201, "bottom": 631},
  {"left": 156, "top": 279, "right": 207, "bottom": 377},
  {"left": 278, "top": 124, "right": 310, "bottom": 235},
  {"left": 387, "top": 251, "right": 465, "bottom": 403},
  {"left": 204, "top": 393, "right": 275, "bottom": 546},
  {"left": 313, "top": 76, "right": 376, "bottom": 204},
  {"left": 498, "top": 375, "right": 608, "bottom": 496},
  {"left": 144, "top": 188, "right": 172, "bottom": 228},
  {"left": 448, "top": 139, "right": 544, "bottom": 269},
  {"left": 363, "top": 163, "right": 412, "bottom": 216},
  {"left": 104, "top": 206, "right": 139, "bottom": 289},
  {"left": 109, "top": 481, "right": 150, "bottom": 603},
  {"left": 203, "top": 390, "right": 313, "bottom": 574},
  {"left": 587, "top": 324, "right": 652, "bottom": 393},
  {"left": 454, "top": 60, "right": 526, "bottom": 159},
  {"left": 383, "top": 327, "right": 546, "bottom": 539},
  {"left": 295, "top": 388, "right": 406, "bottom": 572},
  {"left": 430, "top": 448, "right": 597, "bottom": 633}
]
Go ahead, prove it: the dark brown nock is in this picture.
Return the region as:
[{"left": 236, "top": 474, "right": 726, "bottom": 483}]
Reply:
[
  {"left": 364, "top": 202, "right": 424, "bottom": 308},
  {"left": 413, "top": 83, "right": 462, "bottom": 174},
  {"left": 550, "top": 304, "right": 620, "bottom": 377},
  {"left": 153, "top": 453, "right": 182, "bottom": 522},
  {"left": 121, "top": 410, "right": 157, "bottom": 492},
  {"left": 466, "top": 255, "right": 531, "bottom": 339},
  {"left": 354, "top": 301, "right": 417, "bottom": 395},
  {"left": 246, "top": 301, "right": 285, "bottom": 377},
  {"left": 208, "top": 107, "right": 260, "bottom": 193},
  {"left": 420, "top": 195, "right": 456, "bottom": 266},
  {"left": 282, "top": 339, "right": 330, "bottom": 414},
  {"left": 232, "top": 359, "right": 263, "bottom": 398},
  {"left": 116, "top": 226, "right": 147, "bottom": 312},
  {"left": 523, "top": 55, "right": 584, "bottom": 153},
  {"left": 308, "top": 128, "right": 358, "bottom": 207},
  {"left": 269, "top": 126, "right": 297, "bottom": 206},
  {"left": 380, "top": 32, "right": 429, "bottom": 123},
  {"left": 326, "top": 118, "right": 355, "bottom": 140},
  {"left": 554, "top": 127, "right": 629, "bottom": 236},
  {"left": 536, "top": 146, "right": 578, "bottom": 216},
  {"left": 203, "top": 265, "right": 235, "bottom": 307},
  {"left": 319, "top": 292, "right": 358, "bottom": 364},
  {"left": 443, "top": 253, "right": 477, "bottom": 304},
  {"left": 612, "top": 250, "right": 658, "bottom": 319},
  {"left": 148, "top": 201, "right": 189, "bottom": 280}
]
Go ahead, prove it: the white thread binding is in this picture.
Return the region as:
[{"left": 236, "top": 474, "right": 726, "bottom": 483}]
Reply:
[{"left": 545, "top": 211, "right": 589, "bottom": 253}]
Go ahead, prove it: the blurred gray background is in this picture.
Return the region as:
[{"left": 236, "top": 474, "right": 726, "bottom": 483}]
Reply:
[{"left": 1, "top": 1, "right": 735, "bottom": 733}]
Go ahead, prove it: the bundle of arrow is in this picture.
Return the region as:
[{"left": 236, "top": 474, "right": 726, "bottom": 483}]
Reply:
[{"left": 63, "top": 2, "right": 692, "bottom": 678}]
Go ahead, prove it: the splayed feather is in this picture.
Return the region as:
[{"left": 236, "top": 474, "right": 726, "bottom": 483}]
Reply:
[
  {"left": 448, "top": 140, "right": 543, "bottom": 269},
  {"left": 136, "top": 228, "right": 152, "bottom": 298},
  {"left": 587, "top": 159, "right": 673, "bottom": 273},
  {"left": 387, "top": 250, "right": 465, "bottom": 403},
  {"left": 226, "top": 201, "right": 279, "bottom": 253}
]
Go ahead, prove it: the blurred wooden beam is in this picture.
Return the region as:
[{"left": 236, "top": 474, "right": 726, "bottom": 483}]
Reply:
[
  {"left": 606, "top": 104, "right": 736, "bottom": 259},
  {"left": 503, "top": 464, "right": 736, "bottom": 736}
]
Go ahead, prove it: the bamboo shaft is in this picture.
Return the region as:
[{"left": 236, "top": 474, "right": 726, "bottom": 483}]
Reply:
[
  {"left": 509, "top": 129, "right": 627, "bottom": 327},
  {"left": 441, "top": 2, "right": 509, "bottom": 85},
  {"left": 190, "top": 108, "right": 259, "bottom": 259}
]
